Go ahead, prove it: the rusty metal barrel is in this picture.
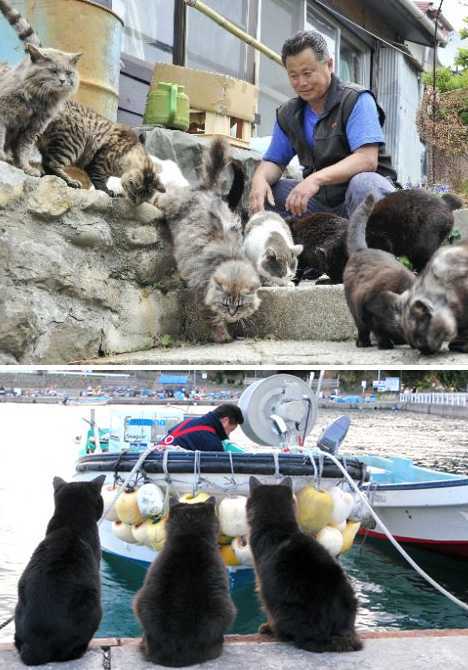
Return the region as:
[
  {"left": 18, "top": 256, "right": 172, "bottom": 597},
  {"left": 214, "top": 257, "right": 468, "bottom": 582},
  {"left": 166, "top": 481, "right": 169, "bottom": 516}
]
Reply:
[{"left": 0, "top": 0, "right": 123, "bottom": 120}]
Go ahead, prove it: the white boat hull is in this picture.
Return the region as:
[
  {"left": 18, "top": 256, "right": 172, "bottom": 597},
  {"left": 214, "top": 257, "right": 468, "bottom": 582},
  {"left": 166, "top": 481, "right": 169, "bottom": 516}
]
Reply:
[{"left": 362, "top": 479, "right": 468, "bottom": 557}]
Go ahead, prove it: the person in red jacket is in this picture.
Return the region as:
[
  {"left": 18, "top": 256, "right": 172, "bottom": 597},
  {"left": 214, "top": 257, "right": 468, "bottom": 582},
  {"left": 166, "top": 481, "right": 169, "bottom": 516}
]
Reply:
[{"left": 160, "top": 403, "right": 244, "bottom": 452}]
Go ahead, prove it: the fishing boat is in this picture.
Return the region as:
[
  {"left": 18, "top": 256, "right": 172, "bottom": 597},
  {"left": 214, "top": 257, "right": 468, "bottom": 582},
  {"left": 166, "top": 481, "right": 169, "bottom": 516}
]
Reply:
[
  {"left": 359, "top": 454, "right": 468, "bottom": 558},
  {"left": 73, "top": 374, "right": 468, "bottom": 565},
  {"left": 73, "top": 375, "right": 369, "bottom": 568}
]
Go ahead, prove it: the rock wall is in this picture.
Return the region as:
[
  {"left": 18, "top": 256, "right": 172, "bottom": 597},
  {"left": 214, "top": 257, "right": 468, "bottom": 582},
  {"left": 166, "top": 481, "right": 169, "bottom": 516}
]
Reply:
[
  {"left": 0, "top": 164, "right": 181, "bottom": 364},
  {"left": 0, "top": 129, "right": 263, "bottom": 364}
]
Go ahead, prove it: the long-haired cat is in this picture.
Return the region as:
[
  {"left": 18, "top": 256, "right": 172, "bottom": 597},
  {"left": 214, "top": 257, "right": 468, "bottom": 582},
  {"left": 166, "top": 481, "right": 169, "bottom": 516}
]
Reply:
[
  {"left": 247, "top": 477, "right": 362, "bottom": 653},
  {"left": 243, "top": 211, "right": 303, "bottom": 286},
  {"left": 133, "top": 498, "right": 236, "bottom": 667},
  {"left": 290, "top": 190, "right": 462, "bottom": 283},
  {"left": 0, "top": 0, "right": 81, "bottom": 176},
  {"left": 106, "top": 153, "right": 190, "bottom": 199},
  {"left": 14, "top": 475, "right": 105, "bottom": 666},
  {"left": 401, "top": 243, "right": 468, "bottom": 354},
  {"left": 156, "top": 137, "right": 261, "bottom": 343},
  {"left": 343, "top": 193, "right": 415, "bottom": 348}
]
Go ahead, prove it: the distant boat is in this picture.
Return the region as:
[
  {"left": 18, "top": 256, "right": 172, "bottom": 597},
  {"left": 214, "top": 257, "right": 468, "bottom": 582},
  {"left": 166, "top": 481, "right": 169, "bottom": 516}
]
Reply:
[{"left": 67, "top": 395, "right": 111, "bottom": 406}]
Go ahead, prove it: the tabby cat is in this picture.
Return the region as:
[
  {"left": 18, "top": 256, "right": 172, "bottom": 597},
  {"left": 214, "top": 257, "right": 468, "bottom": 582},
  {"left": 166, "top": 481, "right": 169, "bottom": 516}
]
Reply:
[
  {"left": 343, "top": 193, "right": 415, "bottom": 349},
  {"left": 134, "top": 497, "right": 236, "bottom": 666},
  {"left": 38, "top": 102, "right": 166, "bottom": 204},
  {"left": 401, "top": 243, "right": 468, "bottom": 354},
  {"left": 247, "top": 477, "right": 362, "bottom": 653},
  {"left": 14, "top": 475, "right": 105, "bottom": 666},
  {"left": 0, "top": 0, "right": 81, "bottom": 176},
  {"left": 156, "top": 137, "right": 261, "bottom": 343}
]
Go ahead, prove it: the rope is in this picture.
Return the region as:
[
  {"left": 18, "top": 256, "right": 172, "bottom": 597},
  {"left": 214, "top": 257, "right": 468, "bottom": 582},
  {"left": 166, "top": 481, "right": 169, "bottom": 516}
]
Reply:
[
  {"left": 272, "top": 450, "right": 281, "bottom": 481},
  {"left": 0, "top": 615, "right": 13, "bottom": 630},
  {"left": 307, "top": 447, "right": 468, "bottom": 613}
]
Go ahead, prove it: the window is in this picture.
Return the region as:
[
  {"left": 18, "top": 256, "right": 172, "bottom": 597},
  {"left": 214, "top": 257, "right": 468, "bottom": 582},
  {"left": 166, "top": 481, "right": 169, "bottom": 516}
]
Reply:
[
  {"left": 257, "top": 0, "right": 305, "bottom": 135},
  {"left": 306, "top": 4, "right": 370, "bottom": 87},
  {"left": 113, "top": 0, "right": 174, "bottom": 63},
  {"left": 186, "top": 0, "right": 250, "bottom": 80}
]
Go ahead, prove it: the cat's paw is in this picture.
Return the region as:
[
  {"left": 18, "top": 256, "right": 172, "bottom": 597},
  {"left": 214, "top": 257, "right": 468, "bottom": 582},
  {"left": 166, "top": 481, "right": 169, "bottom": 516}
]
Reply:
[
  {"left": 258, "top": 623, "right": 274, "bottom": 636},
  {"left": 21, "top": 164, "right": 41, "bottom": 177},
  {"left": 356, "top": 337, "right": 371, "bottom": 348},
  {"left": 377, "top": 340, "right": 394, "bottom": 350},
  {"left": 66, "top": 178, "right": 83, "bottom": 189},
  {"left": 449, "top": 339, "right": 468, "bottom": 353},
  {"left": 211, "top": 323, "right": 233, "bottom": 343}
]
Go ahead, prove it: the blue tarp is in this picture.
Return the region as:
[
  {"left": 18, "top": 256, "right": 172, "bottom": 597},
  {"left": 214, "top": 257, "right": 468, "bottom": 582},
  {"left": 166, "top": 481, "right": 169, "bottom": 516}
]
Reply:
[{"left": 159, "top": 374, "right": 188, "bottom": 385}]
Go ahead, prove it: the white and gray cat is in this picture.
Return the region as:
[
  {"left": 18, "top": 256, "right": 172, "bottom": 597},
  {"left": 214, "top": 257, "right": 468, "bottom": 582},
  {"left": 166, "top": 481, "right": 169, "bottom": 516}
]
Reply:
[
  {"left": 401, "top": 243, "right": 468, "bottom": 354},
  {"left": 0, "top": 0, "right": 81, "bottom": 175},
  {"left": 243, "top": 211, "right": 303, "bottom": 286},
  {"left": 156, "top": 137, "right": 261, "bottom": 343}
]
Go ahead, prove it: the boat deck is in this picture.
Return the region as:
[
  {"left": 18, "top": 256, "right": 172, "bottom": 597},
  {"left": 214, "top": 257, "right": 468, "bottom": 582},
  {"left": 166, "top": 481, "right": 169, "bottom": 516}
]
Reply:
[{"left": 1, "top": 630, "right": 467, "bottom": 669}]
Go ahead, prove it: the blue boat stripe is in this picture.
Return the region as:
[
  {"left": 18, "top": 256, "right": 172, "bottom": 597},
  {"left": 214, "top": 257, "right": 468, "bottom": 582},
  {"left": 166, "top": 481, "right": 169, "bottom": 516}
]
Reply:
[{"left": 366, "top": 478, "right": 468, "bottom": 492}]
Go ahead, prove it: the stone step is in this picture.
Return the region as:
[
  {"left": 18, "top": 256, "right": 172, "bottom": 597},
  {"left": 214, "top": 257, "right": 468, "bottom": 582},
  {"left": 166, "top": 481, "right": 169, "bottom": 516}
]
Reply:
[{"left": 182, "top": 284, "right": 356, "bottom": 343}]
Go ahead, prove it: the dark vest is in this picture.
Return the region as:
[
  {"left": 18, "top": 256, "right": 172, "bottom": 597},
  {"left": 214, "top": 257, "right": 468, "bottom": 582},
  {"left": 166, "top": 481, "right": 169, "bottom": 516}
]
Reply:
[{"left": 276, "top": 73, "right": 397, "bottom": 208}]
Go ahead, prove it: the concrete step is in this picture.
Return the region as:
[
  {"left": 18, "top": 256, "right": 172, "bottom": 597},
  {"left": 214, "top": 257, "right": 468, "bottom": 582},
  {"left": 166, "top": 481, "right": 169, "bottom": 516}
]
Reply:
[
  {"left": 82, "top": 339, "right": 468, "bottom": 366},
  {"left": 182, "top": 284, "right": 356, "bottom": 343},
  {"left": 1, "top": 631, "right": 468, "bottom": 669}
]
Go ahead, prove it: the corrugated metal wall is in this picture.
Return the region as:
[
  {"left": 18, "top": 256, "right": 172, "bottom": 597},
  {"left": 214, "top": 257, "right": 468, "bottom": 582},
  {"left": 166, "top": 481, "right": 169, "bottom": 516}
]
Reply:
[{"left": 377, "top": 48, "right": 424, "bottom": 186}]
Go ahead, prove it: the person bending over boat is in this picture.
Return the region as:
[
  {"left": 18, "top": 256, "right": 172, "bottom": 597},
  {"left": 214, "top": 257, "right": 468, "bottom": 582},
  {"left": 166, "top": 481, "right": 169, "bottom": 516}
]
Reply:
[{"left": 160, "top": 403, "right": 244, "bottom": 452}]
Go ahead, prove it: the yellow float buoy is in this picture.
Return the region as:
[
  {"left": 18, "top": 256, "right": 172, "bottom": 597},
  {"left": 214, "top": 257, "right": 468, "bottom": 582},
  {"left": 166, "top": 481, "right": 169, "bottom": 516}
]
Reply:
[
  {"left": 115, "top": 489, "right": 144, "bottom": 526},
  {"left": 296, "top": 485, "right": 333, "bottom": 533}
]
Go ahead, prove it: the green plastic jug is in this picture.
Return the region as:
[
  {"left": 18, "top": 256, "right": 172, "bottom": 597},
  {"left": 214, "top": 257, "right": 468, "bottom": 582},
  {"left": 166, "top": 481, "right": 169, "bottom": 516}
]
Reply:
[{"left": 143, "top": 81, "right": 190, "bottom": 131}]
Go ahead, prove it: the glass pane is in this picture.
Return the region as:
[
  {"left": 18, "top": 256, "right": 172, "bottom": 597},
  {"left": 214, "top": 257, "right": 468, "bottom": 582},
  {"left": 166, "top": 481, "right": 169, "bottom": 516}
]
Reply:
[
  {"left": 186, "top": 0, "right": 249, "bottom": 79},
  {"left": 340, "top": 38, "right": 363, "bottom": 84},
  {"left": 257, "top": 0, "right": 301, "bottom": 135},
  {"left": 114, "top": 0, "right": 174, "bottom": 63}
]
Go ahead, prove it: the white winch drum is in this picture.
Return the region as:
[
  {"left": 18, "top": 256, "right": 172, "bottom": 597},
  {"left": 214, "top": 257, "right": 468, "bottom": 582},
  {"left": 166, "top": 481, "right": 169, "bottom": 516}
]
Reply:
[{"left": 238, "top": 374, "right": 318, "bottom": 447}]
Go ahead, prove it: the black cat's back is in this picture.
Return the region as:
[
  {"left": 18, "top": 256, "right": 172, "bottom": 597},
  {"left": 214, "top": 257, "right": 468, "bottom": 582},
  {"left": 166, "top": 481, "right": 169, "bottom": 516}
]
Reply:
[
  {"left": 366, "top": 189, "right": 462, "bottom": 271},
  {"left": 14, "top": 476, "right": 105, "bottom": 666},
  {"left": 134, "top": 498, "right": 236, "bottom": 667},
  {"left": 247, "top": 478, "right": 362, "bottom": 654}
]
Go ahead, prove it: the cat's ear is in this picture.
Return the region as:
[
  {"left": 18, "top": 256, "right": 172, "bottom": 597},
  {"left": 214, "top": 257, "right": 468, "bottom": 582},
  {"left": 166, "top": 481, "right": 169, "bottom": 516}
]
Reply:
[
  {"left": 206, "top": 496, "right": 217, "bottom": 508},
  {"left": 168, "top": 496, "right": 179, "bottom": 509},
  {"left": 91, "top": 475, "right": 106, "bottom": 492},
  {"left": 138, "top": 132, "right": 146, "bottom": 146},
  {"left": 411, "top": 299, "right": 433, "bottom": 319},
  {"left": 68, "top": 52, "right": 82, "bottom": 66},
  {"left": 53, "top": 476, "right": 67, "bottom": 492},
  {"left": 25, "top": 44, "right": 48, "bottom": 63},
  {"left": 293, "top": 244, "right": 303, "bottom": 256},
  {"left": 280, "top": 476, "right": 293, "bottom": 490},
  {"left": 249, "top": 476, "right": 261, "bottom": 492}
]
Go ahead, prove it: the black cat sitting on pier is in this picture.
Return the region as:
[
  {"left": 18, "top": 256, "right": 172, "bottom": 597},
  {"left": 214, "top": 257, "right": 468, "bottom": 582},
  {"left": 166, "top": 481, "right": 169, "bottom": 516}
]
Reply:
[{"left": 14, "top": 475, "right": 105, "bottom": 666}]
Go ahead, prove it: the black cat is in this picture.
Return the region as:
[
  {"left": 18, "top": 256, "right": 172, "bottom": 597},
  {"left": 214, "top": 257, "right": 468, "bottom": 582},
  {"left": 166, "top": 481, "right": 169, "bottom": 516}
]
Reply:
[
  {"left": 343, "top": 193, "right": 415, "bottom": 349},
  {"left": 290, "top": 190, "right": 462, "bottom": 283},
  {"left": 14, "top": 475, "right": 106, "bottom": 666},
  {"left": 133, "top": 497, "right": 236, "bottom": 667},
  {"left": 247, "top": 476, "right": 362, "bottom": 653}
]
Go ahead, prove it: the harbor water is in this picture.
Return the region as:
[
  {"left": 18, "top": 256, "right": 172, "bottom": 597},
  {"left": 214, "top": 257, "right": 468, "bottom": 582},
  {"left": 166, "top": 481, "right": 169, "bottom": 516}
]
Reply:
[{"left": 1, "top": 402, "right": 468, "bottom": 642}]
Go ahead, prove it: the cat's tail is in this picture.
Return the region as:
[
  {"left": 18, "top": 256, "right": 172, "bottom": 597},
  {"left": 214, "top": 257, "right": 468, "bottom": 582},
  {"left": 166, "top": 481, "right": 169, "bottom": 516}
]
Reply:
[
  {"left": 297, "top": 631, "right": 363, "bottom": 653},
  {"left": 0, "top": 0, "right": 41, "bottom": 47},
  {"left": 201, "top": 137, "right": 230, "bottom": 193},
  {"left": 346, "top": 193, "right": 375, "bottom": 254},
  {"left": 441, "top": 193, "right": 463, "bottom": 211}
]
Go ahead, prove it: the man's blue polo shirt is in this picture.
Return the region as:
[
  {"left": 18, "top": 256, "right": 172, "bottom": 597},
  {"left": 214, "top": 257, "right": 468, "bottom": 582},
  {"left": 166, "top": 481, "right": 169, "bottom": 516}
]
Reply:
[{"left": 263, "top": 91, "right": 385, "bottom": 167}]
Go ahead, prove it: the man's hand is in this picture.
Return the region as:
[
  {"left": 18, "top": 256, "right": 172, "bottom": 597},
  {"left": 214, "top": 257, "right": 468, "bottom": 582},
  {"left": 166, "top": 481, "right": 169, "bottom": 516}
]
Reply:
[
  {"left": 249, "top": 177, "right": 276, "bottom": 214},
  {"left": 285, "top": 176, "right": 321, "bottom": 217}
]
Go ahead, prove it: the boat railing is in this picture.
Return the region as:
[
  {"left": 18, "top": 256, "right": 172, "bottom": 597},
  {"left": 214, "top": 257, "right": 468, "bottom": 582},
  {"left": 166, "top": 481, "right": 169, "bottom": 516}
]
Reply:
[{"left": 399, "top": 392, "right": 468, "bottom": 407}]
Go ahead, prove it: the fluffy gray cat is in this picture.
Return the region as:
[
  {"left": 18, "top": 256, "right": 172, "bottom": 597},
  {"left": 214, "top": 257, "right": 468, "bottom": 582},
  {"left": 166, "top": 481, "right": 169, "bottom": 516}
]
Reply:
[
  {"left": 0, "top": 0, "right": 81, "bottom": 176},
  {"left": 156, "top": 138, "right": 261, "bottom": 343},
  {"left": 401, "top": 243, "right": 468, "bottom": 354},
  {"left": 243, "top": 211, "right": 303, "bottom": 286}
]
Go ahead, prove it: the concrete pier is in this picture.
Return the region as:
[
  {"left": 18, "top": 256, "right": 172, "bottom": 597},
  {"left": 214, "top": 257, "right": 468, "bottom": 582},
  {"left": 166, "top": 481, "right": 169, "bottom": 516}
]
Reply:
[{"left": 1, "top": 630, "right": 468, "bottom": 669}]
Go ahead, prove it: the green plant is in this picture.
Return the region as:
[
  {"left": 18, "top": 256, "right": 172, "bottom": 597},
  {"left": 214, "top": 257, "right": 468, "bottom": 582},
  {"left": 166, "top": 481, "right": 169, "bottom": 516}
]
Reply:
[{"left": 159, "top": 334, "right": 174, "bottom": 348}]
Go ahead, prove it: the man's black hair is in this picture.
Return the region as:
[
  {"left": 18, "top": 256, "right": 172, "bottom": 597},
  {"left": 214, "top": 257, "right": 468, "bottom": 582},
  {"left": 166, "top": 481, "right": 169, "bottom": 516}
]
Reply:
[
  {"left": 281, "top": 30, "right": 330, "bottom": 66},
  {"left": 213, "top": 403, "right": 244, "bottom": 425}
]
